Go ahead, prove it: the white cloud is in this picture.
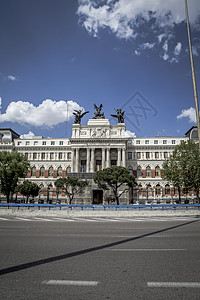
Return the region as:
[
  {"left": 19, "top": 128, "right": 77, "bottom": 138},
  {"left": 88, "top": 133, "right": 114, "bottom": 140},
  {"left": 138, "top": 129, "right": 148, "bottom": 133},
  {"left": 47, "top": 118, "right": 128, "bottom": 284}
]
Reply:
[
  {"left": 78, "top": 0, "right": 200, "bottom": 37},
  {"left": 141, "top": 43, "right": 155, "bottom": 50},
  {"left": 177, "top": 107, "right": 196, "bottom": 123},
  {"left": 0, "top": 99, "right": 84, "bottom": 127},
  {"left": 174, "top": 42, "right": 182, "bottom": 56},
  {"left": 158, "top": 33, "right": 165, "bottom": 43},
  {"left": 134, "top": 50, "right": 141, "bottom": 56},
  {"left": 162, "top": 40, "right": 168, "bottom": 52},
  {"left": 7, "top": 75, "right": 17, "bottom": 81},
  {"left": 20, "top": 131, "right": 36, "bottom": 139},
  {"left": 163, "top": 52, "right": 169, "bottom": 61},
  {"left": 77, "top": 0, "right": 200, "bottom": 62},
  {"left": 125, "top": 130, "right": 136, "bottom": 138},
  {"left": 0, "top": 97, "right": 2, "bottom": 110}
]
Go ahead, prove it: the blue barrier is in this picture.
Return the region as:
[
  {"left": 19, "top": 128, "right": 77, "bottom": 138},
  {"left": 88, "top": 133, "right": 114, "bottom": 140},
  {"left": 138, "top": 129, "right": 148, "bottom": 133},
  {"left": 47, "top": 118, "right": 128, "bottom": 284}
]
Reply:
[{"left": 0, "top": 203, "right": 200, "bottom": 211}]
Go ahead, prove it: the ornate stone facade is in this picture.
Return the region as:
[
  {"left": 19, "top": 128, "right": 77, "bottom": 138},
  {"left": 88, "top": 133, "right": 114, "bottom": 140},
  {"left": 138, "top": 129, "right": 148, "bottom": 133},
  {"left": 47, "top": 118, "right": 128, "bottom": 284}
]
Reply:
[{"left": 0, "top": 123, "right": 196, "bottom": 204}]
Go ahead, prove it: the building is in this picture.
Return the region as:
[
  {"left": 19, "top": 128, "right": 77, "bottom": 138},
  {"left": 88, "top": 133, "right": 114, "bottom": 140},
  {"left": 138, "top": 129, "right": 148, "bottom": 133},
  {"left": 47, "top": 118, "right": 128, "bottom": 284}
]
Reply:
[{"left": 0, "top": 118, "right": 197, "bottom": 204}]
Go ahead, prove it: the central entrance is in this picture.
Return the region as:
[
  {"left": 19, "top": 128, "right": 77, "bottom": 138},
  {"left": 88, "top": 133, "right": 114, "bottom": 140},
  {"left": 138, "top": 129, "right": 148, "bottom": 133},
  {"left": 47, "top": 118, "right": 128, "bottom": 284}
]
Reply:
[{"left": 92, "top": 190, "right": 103, "bottom": 205}]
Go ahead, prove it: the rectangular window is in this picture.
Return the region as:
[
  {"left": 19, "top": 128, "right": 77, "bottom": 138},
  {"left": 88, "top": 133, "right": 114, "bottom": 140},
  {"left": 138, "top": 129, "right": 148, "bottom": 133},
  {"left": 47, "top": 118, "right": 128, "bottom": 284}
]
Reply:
[
  {"left": 111, "top": 160, "right": 117, "bottom": 166},
  {"left": 136, "top": 140, "right": 140, "bottom": 144},
  {"left": 146, "top": 152, "right": 150, "bottom": 159},
  {"left": 81, "top": 160, "right": 86, "bottom": 173},
  {"left": 163, "top": 140, "right": 167, "bottom": 144},
  {"left": 17, "top": 141, "right": 21, "bottom": 146},
  {"left": 128, "top": 152, "right": 132, "bottom": 160},
  {"left": 137, "top": 152, "right": 141, "bottom": 159},
  {"left": 50, "top": 153, "right": 54, "bottom": 159},
  {"left": 127, "top": 140, "right": 132, "bottom": 145},
  {"left": 155, "top": 152, "right": 159, "bottom": 159},
  {"left": 51, "top": 141, "right": 55, "bottom": 145},
  {"left": 33, "top": 153, "right": 37, "bottom": 160},
  {"left": 145, "top": 140, "right": 149, "bottom": 144},
  {"left": 154, "top": 140, "right": 158, "bottom": 144},
  {"left": 42, "top": 141, "right": 46, "bottom": 145},
  {"left": 58, "top": 152, "right": 62, "bottom": 159},
  {"left": 59, "top": 141, "right": 63, "bottom": 145},
  {"left": 41, "top": 153, "right": 45, "bottom": 160},
  {"left": 25, "top": 153, "right": 28, "bottom": 159},
  {"left": 67, "top": 152, "right": 71, "bottom": 159},
  {"left": 164, "top": 152, "right": 168, "bottom": 159},
  {"left": 146, "top": 169, "right": 151, "bottom": 177},
  {"left": 26, "top": 141, "right": 30, "bottom": 146},
  {"left": 34, "top": 141, "right": 38, "bottom": 145},
  {"left": 172, "top": 140, "right": 176, "bottom": 144}
]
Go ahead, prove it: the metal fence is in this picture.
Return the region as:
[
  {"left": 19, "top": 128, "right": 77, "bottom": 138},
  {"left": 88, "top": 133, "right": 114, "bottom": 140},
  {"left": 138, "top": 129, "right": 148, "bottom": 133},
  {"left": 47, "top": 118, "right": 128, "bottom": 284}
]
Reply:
[{"left": 0, "top": 203, "right": 200, "bottom": 211}]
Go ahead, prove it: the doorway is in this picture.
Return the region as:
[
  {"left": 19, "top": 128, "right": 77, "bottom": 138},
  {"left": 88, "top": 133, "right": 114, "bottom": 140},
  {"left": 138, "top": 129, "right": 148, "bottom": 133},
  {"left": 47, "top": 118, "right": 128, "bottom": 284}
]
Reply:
[{"left": 92, "top": 190, "right": 103, "bottom": 205}]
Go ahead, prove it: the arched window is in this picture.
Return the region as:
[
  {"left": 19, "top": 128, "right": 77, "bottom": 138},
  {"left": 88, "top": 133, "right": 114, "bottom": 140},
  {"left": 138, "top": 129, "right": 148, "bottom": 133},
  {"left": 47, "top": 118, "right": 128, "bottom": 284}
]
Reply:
[
  {"left": 57, "top": 166, "right": 62, "bottom": 177},
  {"left": 146, "top": 166, "right": 151, "bottom": 177},
  {"left": 128, "top": 166, "right": 133, "bottom": 175},
  {"left": 165, "top": 184, "right": 170, "bottom": 195},
  {"left": 39, "top": 184, "right": 44, "bottom": 196},
  {"left": 146, "top": 184, "right": 152, "bottom": 197},
  {"left": 48, "top": 166, "right": 54, "bottom": 177},
  {"left": 138, "top": 184, "right": 143, "bottom": 198},
  {"left": 155, "top": 166, "right": 161, "bottom": 177},
  {"left": 40, "top": 166, "right": 45, "bottom": 177},
  {"left": 66, "top": 166, "right": 71, "bottom": 173},
  {"left": 137, "top": 166, "right": 142, "bottom": 177},
  {"left": 155, "top": 184, "right": 161, "bottom": 196},
  {"left": 31, "top": 166, "right": 36, "bottom": 177}
]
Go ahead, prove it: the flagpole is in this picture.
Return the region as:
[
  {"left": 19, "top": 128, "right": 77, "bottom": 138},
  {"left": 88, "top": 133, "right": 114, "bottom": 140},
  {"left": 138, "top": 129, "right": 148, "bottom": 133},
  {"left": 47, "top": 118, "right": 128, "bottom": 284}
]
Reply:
[{"left": 185, "top": 0, "right": 200, "bottom": 149}]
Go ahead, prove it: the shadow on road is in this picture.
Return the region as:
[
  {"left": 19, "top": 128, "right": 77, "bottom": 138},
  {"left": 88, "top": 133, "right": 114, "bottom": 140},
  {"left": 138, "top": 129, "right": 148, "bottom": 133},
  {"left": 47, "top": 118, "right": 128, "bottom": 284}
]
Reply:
[{"left": 0, "top": 219, "right": 198, "bottom": 276}]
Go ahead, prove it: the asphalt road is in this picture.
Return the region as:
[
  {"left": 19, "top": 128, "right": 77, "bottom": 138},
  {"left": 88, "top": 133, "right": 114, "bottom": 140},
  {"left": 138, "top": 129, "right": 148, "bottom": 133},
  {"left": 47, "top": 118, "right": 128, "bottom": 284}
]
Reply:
[{"left": 0, "top": 216, "right": 200, "bottom": 300}]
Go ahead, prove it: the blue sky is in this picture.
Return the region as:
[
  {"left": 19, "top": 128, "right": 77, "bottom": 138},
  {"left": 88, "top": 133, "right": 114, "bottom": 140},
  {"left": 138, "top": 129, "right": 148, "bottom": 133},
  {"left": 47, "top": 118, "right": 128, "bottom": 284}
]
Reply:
[{"left": 0, "top": 0, "right": 200, "bottom": 138}]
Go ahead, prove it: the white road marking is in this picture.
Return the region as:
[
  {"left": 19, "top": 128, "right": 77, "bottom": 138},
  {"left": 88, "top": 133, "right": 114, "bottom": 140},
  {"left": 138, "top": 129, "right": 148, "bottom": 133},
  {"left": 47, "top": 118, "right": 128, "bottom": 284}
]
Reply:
[
  {"left": 148, "top": 282, "right": 200, "bottom": 288},
  {"left": 42, "top": 280, "right": 99, "bottom": 286},
  {"left": 52, "top": 218, "right": 75, "bottom": 222},
  {"left": 107, "top": 248, "right": 186, "bottom": 251},
  {"left": 15, "top": 217, "right": 32, "bottom": 221},
  {"left": 0, "top": 217, "right": 9, "bottom": 221},
  {"left": 33, "top": 217, "right": 54, "bottom": 222}
]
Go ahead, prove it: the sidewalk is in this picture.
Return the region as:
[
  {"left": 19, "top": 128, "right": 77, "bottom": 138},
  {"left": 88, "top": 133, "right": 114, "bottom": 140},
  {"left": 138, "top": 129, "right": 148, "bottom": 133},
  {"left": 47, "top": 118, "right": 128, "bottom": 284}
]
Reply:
[{"left": 0, "top": 208, "right": 200, "bottom": 218}]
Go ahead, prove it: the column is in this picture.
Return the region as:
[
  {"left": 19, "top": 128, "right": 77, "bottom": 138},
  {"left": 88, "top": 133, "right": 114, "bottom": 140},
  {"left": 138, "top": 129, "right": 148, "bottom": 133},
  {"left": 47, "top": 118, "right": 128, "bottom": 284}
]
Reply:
[
  {"left": 90, "top": 148, "right": 95, "bottom": 172},
  {"left": 117, "top": 148, "right": 121, "bottom": 166},
  {"left": 75, "top": 148, "right": 79, "bottom": 173},
  {"left": 71, "top": 148, "right": 75, "bottom": 173},
  {"left": 106, "top": 148, "right": 110, "bottom": 168},
  {"left": 86, "top": 148, "right": 90, "bottom": 173},
  {"left": 122, "top": 148, "right": 126, "bottom": 167},
  {"left": 102, "top": 148, "right": 105, "bottom": 169}
]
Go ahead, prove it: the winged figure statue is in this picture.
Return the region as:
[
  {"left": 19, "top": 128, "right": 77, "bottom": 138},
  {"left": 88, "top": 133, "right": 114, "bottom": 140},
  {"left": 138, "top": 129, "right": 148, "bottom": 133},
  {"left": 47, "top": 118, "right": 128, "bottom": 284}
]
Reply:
[
  {"left": 110, "top": 108, "right": 125, "bottom": 123},
  {"left": 73, "top": 109, "right": 89, "bottom": 124}
]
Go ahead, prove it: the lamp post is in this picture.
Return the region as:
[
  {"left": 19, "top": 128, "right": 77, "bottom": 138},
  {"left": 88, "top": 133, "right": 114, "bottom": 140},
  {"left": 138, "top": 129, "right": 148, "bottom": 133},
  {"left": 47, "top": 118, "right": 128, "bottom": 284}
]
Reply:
[
  {"left": 47, "top": 186, "right": 50, "bottom": 204},
  {"left": 185, "top": 0, "right": 200, "bottom": 149}
]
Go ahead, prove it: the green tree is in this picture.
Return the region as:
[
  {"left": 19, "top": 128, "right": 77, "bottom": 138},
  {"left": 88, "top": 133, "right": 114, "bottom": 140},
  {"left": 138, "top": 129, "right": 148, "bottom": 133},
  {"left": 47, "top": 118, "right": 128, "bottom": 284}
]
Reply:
[
  {"left": 93, "top": 166, "right": 136, "bottom": 205},
  {"left": 17, "top": 180, "right": 40, "bottom": 203},
  {"left": 54, "top": 177, "right": 88, "bottom": 204},
  {"left": 0, "top": 151, "right": 30, "bottom": 203},
  {"left": 162, "top": 140, "right": 200, "bottom": 203}
]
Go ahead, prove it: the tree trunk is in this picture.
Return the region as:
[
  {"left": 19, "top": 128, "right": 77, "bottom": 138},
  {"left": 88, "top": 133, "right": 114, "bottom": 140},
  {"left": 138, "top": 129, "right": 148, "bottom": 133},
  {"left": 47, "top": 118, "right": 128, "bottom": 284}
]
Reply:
[
  {"left": 196, "top": 188, "right": 199, "bottom": 204},
  {"left": 6, "top": 193, "right": 10, "bottom": 203},
  {"left": 178, "top": 187, "right": 181, "bottom": 204}
]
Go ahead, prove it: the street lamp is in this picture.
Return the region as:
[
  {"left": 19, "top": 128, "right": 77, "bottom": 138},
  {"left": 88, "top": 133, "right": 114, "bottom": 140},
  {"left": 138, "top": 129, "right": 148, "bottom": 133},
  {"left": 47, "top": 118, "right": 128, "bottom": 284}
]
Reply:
[{"left": 185, "top": 0, "right": 200, "bottom": 150}]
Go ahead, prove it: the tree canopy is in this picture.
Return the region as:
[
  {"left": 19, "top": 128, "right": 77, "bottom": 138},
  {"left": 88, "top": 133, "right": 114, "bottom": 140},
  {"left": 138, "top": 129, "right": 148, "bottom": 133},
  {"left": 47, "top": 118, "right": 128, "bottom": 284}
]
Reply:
[
  {"left": 162, "top": 140, "right": 200, "bottom": 202},
  {"left": 0, "top": 151, "right": 30, "bottom": 202},
  {"left": 17, "top": 180, "right": 40, "bottom": 203},
  {"left": 54, "top": 177, "right": 88, "bottom": 204},
  {"left": 93, "top": 166, "right": 136, "bottom": 205}
]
